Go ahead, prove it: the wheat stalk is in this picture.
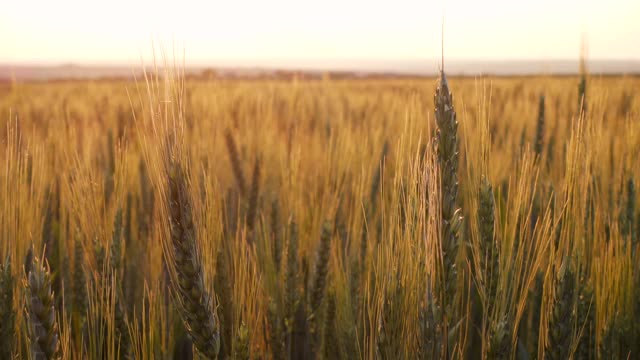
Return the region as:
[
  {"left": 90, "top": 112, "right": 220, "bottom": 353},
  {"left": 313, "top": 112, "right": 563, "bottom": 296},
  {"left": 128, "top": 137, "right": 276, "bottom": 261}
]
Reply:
[{"left": 623, "top": 177, "right": 636, "bottom": 247}]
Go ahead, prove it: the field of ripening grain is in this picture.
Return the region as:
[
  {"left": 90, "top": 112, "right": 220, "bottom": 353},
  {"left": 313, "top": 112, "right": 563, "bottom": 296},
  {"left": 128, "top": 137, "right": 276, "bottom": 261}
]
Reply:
[{"left": 0, "top": 72, "right": 639, "bottom": 359}]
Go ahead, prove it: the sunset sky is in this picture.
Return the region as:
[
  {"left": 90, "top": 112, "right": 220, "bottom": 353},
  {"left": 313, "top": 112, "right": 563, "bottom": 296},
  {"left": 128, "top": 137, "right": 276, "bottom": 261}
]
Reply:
[{"left": 1, "top": 0, "right": 639, "bottom": 65}]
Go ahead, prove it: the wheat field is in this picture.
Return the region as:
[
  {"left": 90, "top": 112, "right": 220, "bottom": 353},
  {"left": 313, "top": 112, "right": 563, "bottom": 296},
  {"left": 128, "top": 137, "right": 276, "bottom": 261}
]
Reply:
[{"left": 0, "top": 72, "right": 638, "bottom": 359}]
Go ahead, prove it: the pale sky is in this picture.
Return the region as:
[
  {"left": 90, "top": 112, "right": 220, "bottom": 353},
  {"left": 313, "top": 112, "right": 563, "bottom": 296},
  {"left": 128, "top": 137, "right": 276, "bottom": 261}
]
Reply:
[{"left": 1, "top": 0, "right": 639, "bottom": 65}]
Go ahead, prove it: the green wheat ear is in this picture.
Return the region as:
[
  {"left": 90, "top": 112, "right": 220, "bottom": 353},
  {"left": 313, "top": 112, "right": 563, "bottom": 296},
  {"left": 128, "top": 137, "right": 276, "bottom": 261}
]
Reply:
[
  {"left": 546, "top": 261, "right": 575, "bottom": 360},
  {"left": 419, "top": 278, "right": 442, "bottom": 359},
  {"left": 308, "top": 222, "right": 332, "bottom": 356},
  {"left": 268, "top": 300, "right": 285, "bottom": 360},
  {"left": 26, "top": 256, "right": 61, "bottom": 360},
  {"left": 24, "top": 247, "right": 34, "bottom": 276},
  {"left": 310, "top": 222, "right": 332, "bottom": 315},
  {"left": 166, "top": 161, "right": 221, "bottom": 358},
  {"left": 110, "top": 207, "right": 124, "bottom": 278},
  {"left": 284, "top": 218, "right": 300, "bottom": 335},
  {"left": 486, "top": 316, "right": 510, "bottom": 359},
  {"left": 479, "top": 177, "right": 498, "bottom": 311},
  {"left": 72, "top": 239, "right": 87, "bottom": 332},
  {"left": 271, "top": 198, "right": 282, "bottom": 274},
  {"left": 434, "top": 70, "right": 462, "bottom": 317},
  {"left": 109, "top": 207, "right": 130, "bottom": 359},
  {"left": 576, "top": 271, "right": 594, "bottom": 360},
  {"left": 224, "top": 128, "right": 246, "bottom": 196},
  {"left": 0, "top": 257, "right": 15, "bottom": 359},
  {"left": 246, "top": 156, "right": 261, "bottom": 236},
  {"left": 214, "top": 249, "right": 233, "bottom": 359},
  {"left": 323, "top": 289, "right": 342, "bottom": 360},
  {"left": 234, "top": 322, "right": 250, "bottom": 360}
]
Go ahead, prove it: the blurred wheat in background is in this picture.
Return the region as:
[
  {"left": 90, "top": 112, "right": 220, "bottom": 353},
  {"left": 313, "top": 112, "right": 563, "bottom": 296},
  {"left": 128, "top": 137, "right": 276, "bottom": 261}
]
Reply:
[{"left": 0, "top": 58, "right": 639, "bottom": 359}]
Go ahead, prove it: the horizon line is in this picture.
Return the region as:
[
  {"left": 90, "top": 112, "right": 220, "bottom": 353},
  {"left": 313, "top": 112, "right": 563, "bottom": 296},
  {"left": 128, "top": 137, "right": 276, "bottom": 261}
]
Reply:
[{"left": 3, "top": 58, "right": 640, "bottom": 81}]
